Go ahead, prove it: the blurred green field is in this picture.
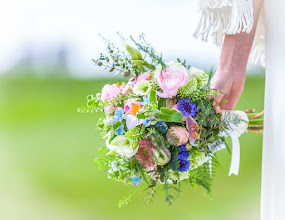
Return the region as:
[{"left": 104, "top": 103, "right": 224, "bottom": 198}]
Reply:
[{"left": 0, "top": 75, "right": 264, "bottom": 220}]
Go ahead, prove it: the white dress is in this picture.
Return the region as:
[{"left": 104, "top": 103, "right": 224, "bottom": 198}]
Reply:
[
  {"left": 195, "top": 0, "right": 284, "bottom": 219},
  {"left": 261, "top": 1, "right": 285, "bottom": 219}
]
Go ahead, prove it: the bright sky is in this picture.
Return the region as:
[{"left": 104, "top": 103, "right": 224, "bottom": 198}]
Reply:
[{"left": 1, "top": 0, "right": 251, "bottom": 77}]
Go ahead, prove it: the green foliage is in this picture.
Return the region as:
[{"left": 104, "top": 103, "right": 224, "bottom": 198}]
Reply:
[
  {"left": 118, "top": 184, "right": 143, "bottom": 208},
  {"left": 149, "top": 90, "right": 158, "bottom": 109},
  {"left": 130, "top": 34, "right": 166, "bottom": 69},
  {"left": 158, "top": 98, "right": 168, "bottom": 110},
  {"left": 95, "top": 148, "right": 114, "bottom": 171},
  {"left": 92, "top": 33, "right": 147, "bottom": 77},
  {"left": 125, "top": 124, "right": 147, "bottom": 142},
  {"left": 158, "top": 107, "right": 184, "bottom": 122},
  {"left": 125, "top": 45, "right": 142, "bottom": 60}
]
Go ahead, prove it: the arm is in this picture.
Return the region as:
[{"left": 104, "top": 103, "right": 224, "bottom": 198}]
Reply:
[{"left": 211, "top": 0, "right": 264, "bottom": 111}]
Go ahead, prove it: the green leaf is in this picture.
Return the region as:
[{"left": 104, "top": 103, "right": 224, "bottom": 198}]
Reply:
[
  {"left": 113, "top": 121, "right": 122, "bottom": 130},
  {"left": 158, "top": 98, "right": 168, "bottom": 110},
  {"left": 125, "top": 45, "right": 142, "bottom": 60},
  {"left": 149, "top": 90, "right": 158, "bottom": 109},
  {"left": 137, "top": 112, "right": 147, "bottom": 119},
  {"left": 97, "top": 122, "right": 104, "bottom": 129},
  {"left": 158, "top": 107, "right": 183, "bottom": 122}
]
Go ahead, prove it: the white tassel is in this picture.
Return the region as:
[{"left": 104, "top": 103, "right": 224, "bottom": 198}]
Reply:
[{"left": 194, "top": 0, "right": 254, "bottom": 46}]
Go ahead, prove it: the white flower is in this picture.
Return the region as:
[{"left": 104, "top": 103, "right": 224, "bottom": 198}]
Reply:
[
  {"left": 107, "top": 135, "right": 139, "bottom": 158},
  {"left": 166, "top": 61, "right": 180, "bottom": 67},
  {"left": 188, "top": 66, "right": 209, "bottom": 87},
  {"left": 153, "top": 148, "right": 171, "bottom": 165},
  {"left": 169, "top": 170, "right": 190, "bottom": 182},
  {"left": 132, "top": 80, "right": 151, "bottom": 96},
  {"left": 189, "top": 152, "right": 210, "bottom": 170}
]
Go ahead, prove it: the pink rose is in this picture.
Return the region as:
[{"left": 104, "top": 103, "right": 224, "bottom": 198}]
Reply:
[
  {"left": 101, "top": 84, "right": 121, "bottom": 102},
  {"left": 166, "top": 126, "right": 190, "bottom": 146},
  {"left": 156, "top": 65, "right": 189, "bottom": 98},
  {"left": 131, "top": 72, "right": 152, "bottom": 86}
]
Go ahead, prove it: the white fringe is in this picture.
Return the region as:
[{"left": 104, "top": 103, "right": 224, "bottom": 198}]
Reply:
[{"left": 194, "top": 0, "right": 254, "bottom": 46}]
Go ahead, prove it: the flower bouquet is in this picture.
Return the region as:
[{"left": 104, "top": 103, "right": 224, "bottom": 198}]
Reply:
[{"left": 78, "top": 34, "right": 263, "bottom": 207}]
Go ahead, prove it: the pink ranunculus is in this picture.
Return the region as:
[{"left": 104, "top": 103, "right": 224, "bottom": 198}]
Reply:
[
  {"left": 166, "top": 126, "right": 190, "bottom": 146},
  {"left": 101, "top": 84, "right": 121, "bottom": 102},
  {"left": 136, "top": 139, "right": 157, "bottom": 171},
  {"left": 155, "top": 65, "right": 189, "bottom": 98}
]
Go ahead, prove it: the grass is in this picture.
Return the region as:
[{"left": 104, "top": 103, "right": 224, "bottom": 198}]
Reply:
[{"left": 0, "top": 75, "right": 265, "bottom": 220}]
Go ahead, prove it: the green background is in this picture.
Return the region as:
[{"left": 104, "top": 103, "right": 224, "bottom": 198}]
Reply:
[{"left": 0, "top": 74, "right": 264, "bottom": 220}]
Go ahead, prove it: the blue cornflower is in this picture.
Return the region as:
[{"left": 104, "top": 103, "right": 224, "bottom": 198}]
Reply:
[
  {"left": 141, "top": 96, "right": 149, "bottom": 105},
  {"left": 130, "top": 176, "right": 143, "bottom": 186},
  {"left": 171, "top": 144, "right": 190, "bottom": 172},
  {"left": 115, "top": 124, "right": 125, "bottom": 135},
  {"left": 114, "top": 107, "right": 125, "bottom": 121},
  {"left": 177, "top": 98, "right": 198, "bottom": 117},
  {"left": 143, "top": 118, "right": 151, "bottom": 127},
  {"left": 155, "top": 121, "right": 168, "bottom": 133},
  {"left": 178, "top": 160, "right": 190, "bottom": 172}
]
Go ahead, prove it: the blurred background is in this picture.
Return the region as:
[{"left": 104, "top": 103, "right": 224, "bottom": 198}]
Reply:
[{"left": 0, "top": 0, "right": 265, "bottom": 219}]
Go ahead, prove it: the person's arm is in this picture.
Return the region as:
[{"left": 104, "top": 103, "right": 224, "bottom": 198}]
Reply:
[{"left": 211, "top": 0, "right": 264, "bottom": 112}]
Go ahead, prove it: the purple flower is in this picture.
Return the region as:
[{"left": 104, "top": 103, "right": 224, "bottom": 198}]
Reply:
[
  {"left": 178, "top": 160, "right": 190, "bottom": 172},
  {"left": 177, "top": 98, "right": 198, "bottom": 117},
  {"left": 171, "top": 144, "right": 190, "bottom": 171}
]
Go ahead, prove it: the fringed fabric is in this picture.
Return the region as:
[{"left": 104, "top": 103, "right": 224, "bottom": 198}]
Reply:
[{"left": 194, "top": 0, "right": 265, "bottom": 67}]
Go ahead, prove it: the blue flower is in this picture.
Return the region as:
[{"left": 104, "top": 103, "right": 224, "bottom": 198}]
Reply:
[
  {"left": 177, "top": 98, "right": 198, "bottom": 117},
  {"left": 141, "top": 96, "right": 149, "bottom": 105},
  {"left": 155, "top": 121, "right": 168, "bottom": 133},
  {"left": 108, "top": 118, "right": 115, "bottom": 125},
  {"left": 143, "top": 118, "right": 151, "bottom": 127},
  {"left": 114, "top": 107, "right": 125, "bottom": 121},
  {"left": 178, "top": 160, "right": 190, "bottom": 172},
  {"left": 115, "top": 124, "right": 125, "bottom": 135},
  {"left": 171, "top": 144, "right": 190, "bottom": 172},
  {"left": 130, "top": 176, "right": 142, "bottom": 186}
]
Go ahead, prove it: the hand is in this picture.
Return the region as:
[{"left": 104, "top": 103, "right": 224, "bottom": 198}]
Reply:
[{"left": 210, "top": 69, "right": 246, "bottom": 113}]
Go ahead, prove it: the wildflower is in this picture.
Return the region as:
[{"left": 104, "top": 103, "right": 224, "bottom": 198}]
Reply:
[
  {"left": 141, "top": 96, "right": 149, "bottom": 105},
  {"left": 143, "top": 118, "right": 151, "bottom": 127},
  {"left": 130, "top": 176, "right": 143, "bottom": 186},
  {"left": 177, "top": 98, "right": 198, "bottom": 117},
  {"left": 115, "top": 124, "right": 125, "bottom": 135},
  {"left": 114, "top": 107, "right": 125, "bottom": 121},
  {"left": 155, "top": 121, "right": 168, "bottom": 133}
]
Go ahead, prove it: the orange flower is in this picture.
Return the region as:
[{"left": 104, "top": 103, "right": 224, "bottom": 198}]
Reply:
[
  {"left": 130, "top": 103, "right": 141, "bottom": 115},
  {"left": 116, "top": 82, "right": 126, "bottom": 91}
]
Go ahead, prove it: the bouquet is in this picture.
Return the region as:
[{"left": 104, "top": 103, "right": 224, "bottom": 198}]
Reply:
[{"left": 78, "top": 34, "right": 263, "bottom": 207}]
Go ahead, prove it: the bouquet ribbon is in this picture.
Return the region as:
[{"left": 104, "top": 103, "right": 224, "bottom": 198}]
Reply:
[{"left": 211, "top": 110, "right": 249, "bottom": 176}]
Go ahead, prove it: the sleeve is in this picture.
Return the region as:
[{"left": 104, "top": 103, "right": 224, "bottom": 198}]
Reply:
[
  {"left": 193, "top": 0, "right": 254, "bottom": 46},
  {"left": 194, "top": 0, "right": 265, "bottom": 67}
]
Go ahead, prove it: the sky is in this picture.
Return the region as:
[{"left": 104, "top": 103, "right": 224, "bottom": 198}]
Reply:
[{"left": 0, "top": 0, "right": 262, "bottom": 77}]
